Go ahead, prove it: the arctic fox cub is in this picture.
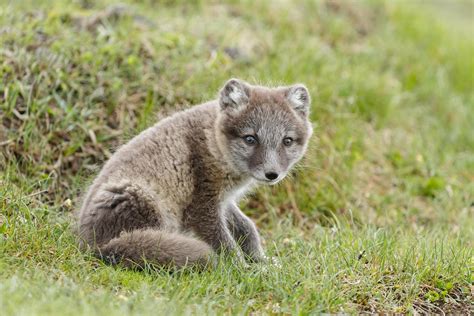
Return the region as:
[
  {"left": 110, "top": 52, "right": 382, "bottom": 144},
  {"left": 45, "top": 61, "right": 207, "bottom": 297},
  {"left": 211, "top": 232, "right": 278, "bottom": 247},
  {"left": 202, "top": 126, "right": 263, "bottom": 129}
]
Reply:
[{"left": 77, "top": 78, "right": 313, "bottom": 268}]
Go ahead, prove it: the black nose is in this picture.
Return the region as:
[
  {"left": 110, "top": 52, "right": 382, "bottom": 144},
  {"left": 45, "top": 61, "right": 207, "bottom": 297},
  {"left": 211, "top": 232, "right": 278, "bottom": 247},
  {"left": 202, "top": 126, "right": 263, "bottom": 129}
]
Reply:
[{"left": 265, "top": 172, "right": 279, "bottom": 181}]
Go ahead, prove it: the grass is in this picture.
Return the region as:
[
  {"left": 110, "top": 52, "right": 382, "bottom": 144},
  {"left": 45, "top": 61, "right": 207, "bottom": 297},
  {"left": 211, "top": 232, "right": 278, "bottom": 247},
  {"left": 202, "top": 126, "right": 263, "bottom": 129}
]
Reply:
[{"left": 0, "top": 0, "right": 473, "bottom": 314}]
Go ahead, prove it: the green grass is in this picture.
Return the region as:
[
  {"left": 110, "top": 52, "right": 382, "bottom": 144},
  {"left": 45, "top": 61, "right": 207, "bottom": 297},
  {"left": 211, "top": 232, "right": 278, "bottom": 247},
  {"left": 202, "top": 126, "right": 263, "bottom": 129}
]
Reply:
[{"left": 1, "top": 0, "right": 473, "bottom": 314}]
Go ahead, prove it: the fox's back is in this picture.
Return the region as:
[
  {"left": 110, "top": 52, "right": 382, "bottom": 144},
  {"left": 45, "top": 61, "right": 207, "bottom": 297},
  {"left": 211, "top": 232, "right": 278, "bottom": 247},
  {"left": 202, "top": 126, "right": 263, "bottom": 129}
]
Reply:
[{"left": 80, "top": 101, "right": 219, "bottom": 221}]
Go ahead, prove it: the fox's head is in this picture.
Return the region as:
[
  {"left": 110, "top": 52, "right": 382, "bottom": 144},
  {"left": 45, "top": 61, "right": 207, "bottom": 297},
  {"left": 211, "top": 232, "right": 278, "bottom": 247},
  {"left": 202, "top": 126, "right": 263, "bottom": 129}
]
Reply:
[{"left": 215, "top": 78, "right": 313, "bottom": 185}]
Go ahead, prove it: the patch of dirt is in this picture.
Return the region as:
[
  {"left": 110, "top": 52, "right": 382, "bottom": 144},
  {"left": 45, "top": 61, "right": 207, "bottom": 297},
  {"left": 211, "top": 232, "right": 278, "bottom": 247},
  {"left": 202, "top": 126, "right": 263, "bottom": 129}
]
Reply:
[
  {"left": 413, "top": 284, "right": 473, "bottom": 315},
  {"left": 324, "top": 0, "right": 382, "bottom": 37},
  {"left": 76, "top": 4, "right": 157, "bottom": 31}
]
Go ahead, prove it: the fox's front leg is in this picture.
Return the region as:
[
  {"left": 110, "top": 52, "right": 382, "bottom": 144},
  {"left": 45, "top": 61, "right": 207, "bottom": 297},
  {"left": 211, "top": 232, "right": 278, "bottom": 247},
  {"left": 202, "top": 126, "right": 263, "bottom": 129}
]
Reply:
[
  {"left": 226, "top": 204, "right": 265, "bottom": 262},
  {"left": 184, "top": 205, "right": 244, "bottom": 260}
]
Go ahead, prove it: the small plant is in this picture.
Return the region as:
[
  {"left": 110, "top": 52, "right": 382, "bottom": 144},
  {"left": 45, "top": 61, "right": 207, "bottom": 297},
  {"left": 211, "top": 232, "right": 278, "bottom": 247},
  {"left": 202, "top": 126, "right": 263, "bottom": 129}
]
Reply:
[{"left": 420, "top": 176, "right": 446, "bottom": 197}]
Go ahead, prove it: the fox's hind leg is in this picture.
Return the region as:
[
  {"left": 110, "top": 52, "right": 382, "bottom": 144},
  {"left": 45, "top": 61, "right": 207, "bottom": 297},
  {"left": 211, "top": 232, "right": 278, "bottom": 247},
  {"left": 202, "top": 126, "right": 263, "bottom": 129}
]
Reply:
[
  {"left": 78, "top": 181, "right": 163, "bottom": 248},
  {"left": 78, "top": 181, "right": 214, "bottom": 269}
]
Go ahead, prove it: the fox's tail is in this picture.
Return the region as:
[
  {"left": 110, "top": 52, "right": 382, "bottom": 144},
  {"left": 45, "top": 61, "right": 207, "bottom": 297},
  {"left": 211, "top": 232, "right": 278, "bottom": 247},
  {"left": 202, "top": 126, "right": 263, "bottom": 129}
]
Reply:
[{"left": 97, "top": 228, "right": 214, "bottom": 269}]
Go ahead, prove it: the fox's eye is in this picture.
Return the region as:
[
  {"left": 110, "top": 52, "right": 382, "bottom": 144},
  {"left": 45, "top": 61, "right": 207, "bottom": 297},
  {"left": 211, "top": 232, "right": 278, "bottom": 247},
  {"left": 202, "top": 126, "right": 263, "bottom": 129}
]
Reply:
[
  {"left": 243, "top": 135, "right": 257, "bottom": 145},
  {"left": 283, "top": 137, "right": 293, "bottom": 146}
]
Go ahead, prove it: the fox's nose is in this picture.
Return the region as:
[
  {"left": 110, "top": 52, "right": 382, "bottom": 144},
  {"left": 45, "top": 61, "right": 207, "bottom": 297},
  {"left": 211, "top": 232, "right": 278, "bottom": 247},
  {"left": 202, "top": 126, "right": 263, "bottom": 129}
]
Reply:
[{"left": 265, "top": 172, "right": 279, "bottom": 181}]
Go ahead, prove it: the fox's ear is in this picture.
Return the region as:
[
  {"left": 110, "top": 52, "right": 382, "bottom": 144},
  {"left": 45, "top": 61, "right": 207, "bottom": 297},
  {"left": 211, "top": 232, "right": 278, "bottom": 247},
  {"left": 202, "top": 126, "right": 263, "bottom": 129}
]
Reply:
[
  {"left": 219, "top": 78, "right": 250, "bottom": 110},
  {"left": 286, "top": 84, "right": 311, "bottom": 116}
]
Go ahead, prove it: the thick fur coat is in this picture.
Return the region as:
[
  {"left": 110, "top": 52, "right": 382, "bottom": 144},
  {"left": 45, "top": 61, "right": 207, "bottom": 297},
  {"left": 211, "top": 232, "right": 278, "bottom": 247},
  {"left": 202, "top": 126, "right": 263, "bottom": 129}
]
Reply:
[{"left": 77, "top": 78, "right": 312, "bottom": 268}]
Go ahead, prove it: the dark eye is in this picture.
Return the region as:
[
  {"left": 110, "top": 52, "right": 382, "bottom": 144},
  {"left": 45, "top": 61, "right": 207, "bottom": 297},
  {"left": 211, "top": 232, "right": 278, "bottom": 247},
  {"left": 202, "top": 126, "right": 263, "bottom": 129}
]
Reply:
[
  {"left": 243, "top": 135, "right": 258, "bottom": 145},
  {"left": 283, "top": 137, "right": 293, "bottom": 146}
]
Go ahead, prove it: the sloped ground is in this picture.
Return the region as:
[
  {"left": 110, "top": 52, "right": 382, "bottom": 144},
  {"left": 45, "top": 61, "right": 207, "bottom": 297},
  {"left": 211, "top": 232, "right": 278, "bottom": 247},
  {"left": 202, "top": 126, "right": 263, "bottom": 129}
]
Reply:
[{"left": 0, "top": 0, "right": 473, "bottom": 314}]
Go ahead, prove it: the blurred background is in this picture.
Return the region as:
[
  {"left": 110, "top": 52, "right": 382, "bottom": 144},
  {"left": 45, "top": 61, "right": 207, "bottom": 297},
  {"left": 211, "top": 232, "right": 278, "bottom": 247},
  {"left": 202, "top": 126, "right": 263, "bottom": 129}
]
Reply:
[
  {"left": 0, "top": 0, "right": 473, "bottom": 314},
  {"left": 1, "top": 0, "right": 472, "bottom": 226}
]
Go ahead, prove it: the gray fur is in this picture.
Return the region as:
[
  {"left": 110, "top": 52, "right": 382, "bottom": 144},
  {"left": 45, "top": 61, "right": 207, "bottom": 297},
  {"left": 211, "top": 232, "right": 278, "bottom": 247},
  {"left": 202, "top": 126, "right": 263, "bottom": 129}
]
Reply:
[{"left": 77, "top": 78, "right": 313, "bottom": 269}]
